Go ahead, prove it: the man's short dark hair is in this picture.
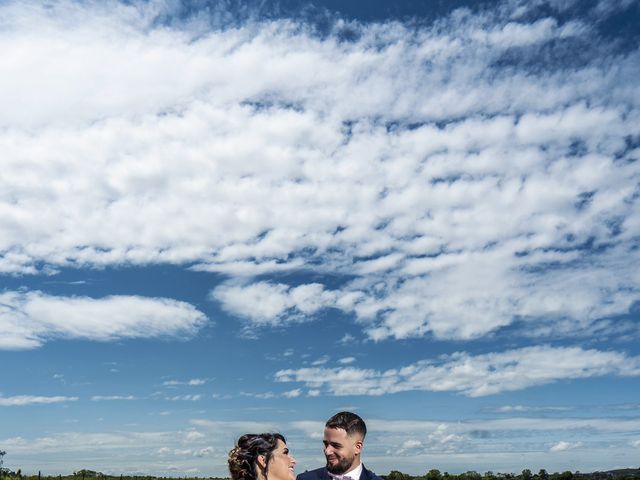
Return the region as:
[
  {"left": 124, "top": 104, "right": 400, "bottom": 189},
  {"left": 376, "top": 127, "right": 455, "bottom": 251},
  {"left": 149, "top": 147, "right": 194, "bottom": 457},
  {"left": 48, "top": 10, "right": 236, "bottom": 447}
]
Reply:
[{"left": 325, "top": 411, "right": 367, "bottom": 439}]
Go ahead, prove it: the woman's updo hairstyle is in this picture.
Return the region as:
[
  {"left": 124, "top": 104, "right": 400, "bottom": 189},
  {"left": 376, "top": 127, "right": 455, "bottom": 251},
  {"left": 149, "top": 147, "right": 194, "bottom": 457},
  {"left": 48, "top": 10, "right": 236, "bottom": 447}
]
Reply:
[{"left": 228, "top": 433, "right": 286, "bottom": 480}]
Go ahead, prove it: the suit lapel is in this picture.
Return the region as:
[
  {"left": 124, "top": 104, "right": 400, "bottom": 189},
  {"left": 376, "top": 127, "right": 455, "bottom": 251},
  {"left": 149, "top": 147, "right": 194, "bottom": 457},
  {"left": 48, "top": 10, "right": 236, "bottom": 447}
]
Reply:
[{"left": 359, "top": 466, "right": 372, "bottom": 480}]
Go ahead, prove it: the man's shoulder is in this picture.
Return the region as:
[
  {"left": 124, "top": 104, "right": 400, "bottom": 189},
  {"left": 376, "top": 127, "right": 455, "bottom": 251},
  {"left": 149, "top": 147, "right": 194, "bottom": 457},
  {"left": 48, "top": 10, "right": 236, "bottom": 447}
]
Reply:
[
  {"left": 361, "top": 465, "right": 384, "bottom": 480},
  {"left": 297, "top": 467, "right": 327, "bottom": 480},
  {"left": 296, "top": 465, "right": 383, "bottom": 480}
]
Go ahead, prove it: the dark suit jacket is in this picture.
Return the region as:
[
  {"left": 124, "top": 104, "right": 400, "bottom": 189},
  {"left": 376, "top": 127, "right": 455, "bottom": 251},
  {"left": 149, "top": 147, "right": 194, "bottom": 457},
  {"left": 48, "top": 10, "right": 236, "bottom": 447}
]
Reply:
[{"left": 297, "top": 465, "right": 383, "bottom": 480}]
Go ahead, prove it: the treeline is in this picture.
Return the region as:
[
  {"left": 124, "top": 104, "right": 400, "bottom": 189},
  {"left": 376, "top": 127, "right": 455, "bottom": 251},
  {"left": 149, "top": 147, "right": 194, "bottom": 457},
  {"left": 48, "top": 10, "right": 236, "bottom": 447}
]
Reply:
[
  {"left": 382, "top": 469, "right": 640, "bottom": 480},
  {"left": 1, "top": 468, "right": 640, "bottom": 480}
]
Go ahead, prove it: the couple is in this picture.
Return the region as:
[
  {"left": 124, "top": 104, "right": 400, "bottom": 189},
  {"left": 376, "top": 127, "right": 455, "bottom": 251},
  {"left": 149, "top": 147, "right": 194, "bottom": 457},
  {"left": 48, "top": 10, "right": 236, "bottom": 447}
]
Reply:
[{"left": 228, "top": 411, "right": 382, "bottom": 480}]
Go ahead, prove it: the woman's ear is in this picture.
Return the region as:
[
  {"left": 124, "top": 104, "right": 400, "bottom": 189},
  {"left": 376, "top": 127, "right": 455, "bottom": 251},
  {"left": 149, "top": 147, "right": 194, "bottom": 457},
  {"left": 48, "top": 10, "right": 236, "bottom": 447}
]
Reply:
[{"left": 256, "top": 454, "right": 268, "bottom": 480}]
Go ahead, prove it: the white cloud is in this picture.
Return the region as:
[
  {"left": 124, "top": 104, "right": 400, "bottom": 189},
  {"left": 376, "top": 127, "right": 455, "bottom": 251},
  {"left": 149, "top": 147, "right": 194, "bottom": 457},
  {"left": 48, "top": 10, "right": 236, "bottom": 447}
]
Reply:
[
  {"left": 163, "top": 379, "right": 207, "bottom": 386},
  {"left": 550, "top": 441, "right": 583, "bottom": 452},
  {"left": 283, "top": 389, "right": 302, "bottom": 398},
  {"left": 189, "top": 419, "right": 281, "bottom": 433},
  {"left": 0, "top": 291, "right": 207, "bottom": 350},
  {"left": 276, "top": 345, "right": 640, "bottom": 397},
  {"left": 392, "top": 424, "right": 464, "bottom": 456},
  {"left": 184, "top": 431, "right": 206, "bottom": 442},
  {"left": 240, "top": 391, "right": 277, "bottom": 399},
  {"left": 339, "top": 334, "right": 357, "bottom": 345},
  {"left": 367, "top": 417, "right": 640, "bottom": 434},
  {"left": 91, "top": 395, "right": 138, "bottom": 401},
  {"left": 631, "top": 440, "right": 640, "bottom": 448},
  {"left": 254, "top": 392, "right": 276, "bottom": 399},
  {"left": 338, "top": 357, "right": 356, "bottom": 365},
  {"left": 426, "top": 424, "right": 464, "bottom": 450},
  {"left": 166, "top": 395, "right": 202, "bottom": 401},
  {"left": 494, "top": 405, "right": 571, "bottom": 413},
  {"left": 401, "top": 439, "right": 423, "bottom": 449},
  {"left": 173, "top": 449, "right": 195, "bottom": 456},
  {"left": 211, "top": 282, "right": 336, "bottom": 328},
  {"left": 0, "top": 395, "right": 79, "bottom": 406},
  {"left": 0, "top": 0, "right": 637, "bottom": 347},
  {"left": 311, "top": 355, "right": 330, "bottom": 366},
  {"left": 193, "top": 447, "right": 215, "bottom": 457},
  {"left": 2, "top": 431, "right": 174, "bottom": 453},
  {"left": 211, "top": 393, "right": 232, "bottom": 400}
]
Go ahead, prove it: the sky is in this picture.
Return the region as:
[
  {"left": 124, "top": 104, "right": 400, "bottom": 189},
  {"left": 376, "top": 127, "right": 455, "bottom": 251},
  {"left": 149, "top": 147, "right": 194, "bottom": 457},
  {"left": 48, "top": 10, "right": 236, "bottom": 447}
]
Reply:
[{"left": 0, "top": 0, "right": 639, "bottom": 476}]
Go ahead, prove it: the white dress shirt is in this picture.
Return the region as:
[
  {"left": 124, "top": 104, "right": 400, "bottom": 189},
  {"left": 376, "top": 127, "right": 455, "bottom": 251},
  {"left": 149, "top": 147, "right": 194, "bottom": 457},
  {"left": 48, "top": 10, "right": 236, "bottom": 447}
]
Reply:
[{"left": 329, "top": 463, "right": 363, "bottom": 480}]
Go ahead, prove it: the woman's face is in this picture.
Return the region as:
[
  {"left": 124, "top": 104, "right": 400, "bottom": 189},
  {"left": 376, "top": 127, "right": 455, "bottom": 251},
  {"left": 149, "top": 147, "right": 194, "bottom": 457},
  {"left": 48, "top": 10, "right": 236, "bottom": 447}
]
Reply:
[{"left": 267, "top": 439, "right": 296, "bottom": 480}]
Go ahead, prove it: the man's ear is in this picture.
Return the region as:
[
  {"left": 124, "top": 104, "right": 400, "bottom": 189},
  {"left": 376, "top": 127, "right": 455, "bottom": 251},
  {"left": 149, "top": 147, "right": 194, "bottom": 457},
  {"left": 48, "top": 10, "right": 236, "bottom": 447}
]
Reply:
[{"left": 354, "top": 440, "right": 363, "bottom": 455}]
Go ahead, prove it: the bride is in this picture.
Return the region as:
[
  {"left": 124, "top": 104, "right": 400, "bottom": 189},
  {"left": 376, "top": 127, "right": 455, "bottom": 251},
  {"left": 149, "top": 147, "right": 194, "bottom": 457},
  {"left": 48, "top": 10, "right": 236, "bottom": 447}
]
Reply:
[{"left": 229, "top": 433, "right": 297, "bottom": 480}]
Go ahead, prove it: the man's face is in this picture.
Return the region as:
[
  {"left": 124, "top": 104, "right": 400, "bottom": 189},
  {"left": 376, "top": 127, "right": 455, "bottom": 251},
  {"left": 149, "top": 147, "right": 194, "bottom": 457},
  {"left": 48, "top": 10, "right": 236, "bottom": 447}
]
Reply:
[{"left": 323, "top": 427, "right": 362, "bottom": 475}]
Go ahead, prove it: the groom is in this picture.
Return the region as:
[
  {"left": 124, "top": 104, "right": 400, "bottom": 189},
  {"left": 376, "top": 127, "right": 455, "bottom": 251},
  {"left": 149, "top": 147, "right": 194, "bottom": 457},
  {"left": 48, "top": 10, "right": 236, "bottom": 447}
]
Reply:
[{"left": 297, "top": 411, "right": 383, "bottom": 480}]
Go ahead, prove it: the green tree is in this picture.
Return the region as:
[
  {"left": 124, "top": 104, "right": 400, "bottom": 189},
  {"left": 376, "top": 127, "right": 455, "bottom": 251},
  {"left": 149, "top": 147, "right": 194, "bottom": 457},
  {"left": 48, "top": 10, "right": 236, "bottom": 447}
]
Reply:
[
  {"left": 426, "top": 470, "right": 442, "bottom": 480},
  {"left": 522, "top": 470, "right": 533, "bottom": 480},
  {"left": 461, "top": 472, "right": 482, "bottom": 480},
  {"left": 0, "top": 450, "right": 7, "bottom": 477},
  {"left": 538, "top": 470, "right": 549, "bottom": 480},
  {"left": 387, "top": 471, "right": 411, "bottom": 480}
]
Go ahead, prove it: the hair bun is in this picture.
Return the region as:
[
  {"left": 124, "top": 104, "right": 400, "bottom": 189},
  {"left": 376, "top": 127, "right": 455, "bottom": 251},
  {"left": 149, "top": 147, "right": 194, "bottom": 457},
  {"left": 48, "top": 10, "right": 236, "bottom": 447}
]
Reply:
[{"left": 228, "top": 445, "right": 252, "bottom": 480}]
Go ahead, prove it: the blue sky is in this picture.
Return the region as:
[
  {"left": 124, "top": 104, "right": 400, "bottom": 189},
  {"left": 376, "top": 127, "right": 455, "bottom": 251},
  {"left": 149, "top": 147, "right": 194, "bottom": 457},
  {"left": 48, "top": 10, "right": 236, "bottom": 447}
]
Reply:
[{"left": 1, "top": 0, "right": 640, "bottom": 476}]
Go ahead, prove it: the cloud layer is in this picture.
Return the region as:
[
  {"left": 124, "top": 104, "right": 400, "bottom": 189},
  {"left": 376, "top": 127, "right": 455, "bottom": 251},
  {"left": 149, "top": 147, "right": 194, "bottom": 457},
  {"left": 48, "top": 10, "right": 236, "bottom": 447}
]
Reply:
[
  {"left": 276, "top": 345, "right": 640, "bottom": 397},
  {"left": 4, "top": 415, "right": 640, "bottom": 475},
  {"left": 0, "top": 0, "right": 638, "bottom": 346},
  {"left": 0, "top": 395, "right": 79, "bottom": 406}
]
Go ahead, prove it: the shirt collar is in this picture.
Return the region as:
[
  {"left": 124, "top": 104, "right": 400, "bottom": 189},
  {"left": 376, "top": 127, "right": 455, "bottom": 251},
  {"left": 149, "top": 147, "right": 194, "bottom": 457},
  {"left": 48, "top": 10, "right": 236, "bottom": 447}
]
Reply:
[{"left": 329, "top": 463, "right": 362, "bottom": 480}]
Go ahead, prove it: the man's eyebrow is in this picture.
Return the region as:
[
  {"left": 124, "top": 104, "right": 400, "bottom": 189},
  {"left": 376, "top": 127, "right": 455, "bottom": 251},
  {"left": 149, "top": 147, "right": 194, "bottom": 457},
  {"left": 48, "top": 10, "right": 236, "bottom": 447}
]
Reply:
[{"left": 323, "top": 441, "right": 343, "bottom": 447}]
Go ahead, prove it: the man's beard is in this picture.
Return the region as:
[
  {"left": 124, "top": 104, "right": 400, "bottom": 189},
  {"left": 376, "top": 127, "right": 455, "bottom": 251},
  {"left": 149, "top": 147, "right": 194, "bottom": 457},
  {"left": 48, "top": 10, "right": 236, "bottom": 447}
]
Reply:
[{"left": 326, "top": 455, "right": 355, "bottom": 475}]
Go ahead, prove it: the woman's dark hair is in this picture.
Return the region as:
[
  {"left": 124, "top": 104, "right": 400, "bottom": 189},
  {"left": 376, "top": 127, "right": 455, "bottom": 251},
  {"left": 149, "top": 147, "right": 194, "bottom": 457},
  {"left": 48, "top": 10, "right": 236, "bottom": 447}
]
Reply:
[{"left": 228, "top": 433, "right": 286, "bottom": 480}]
